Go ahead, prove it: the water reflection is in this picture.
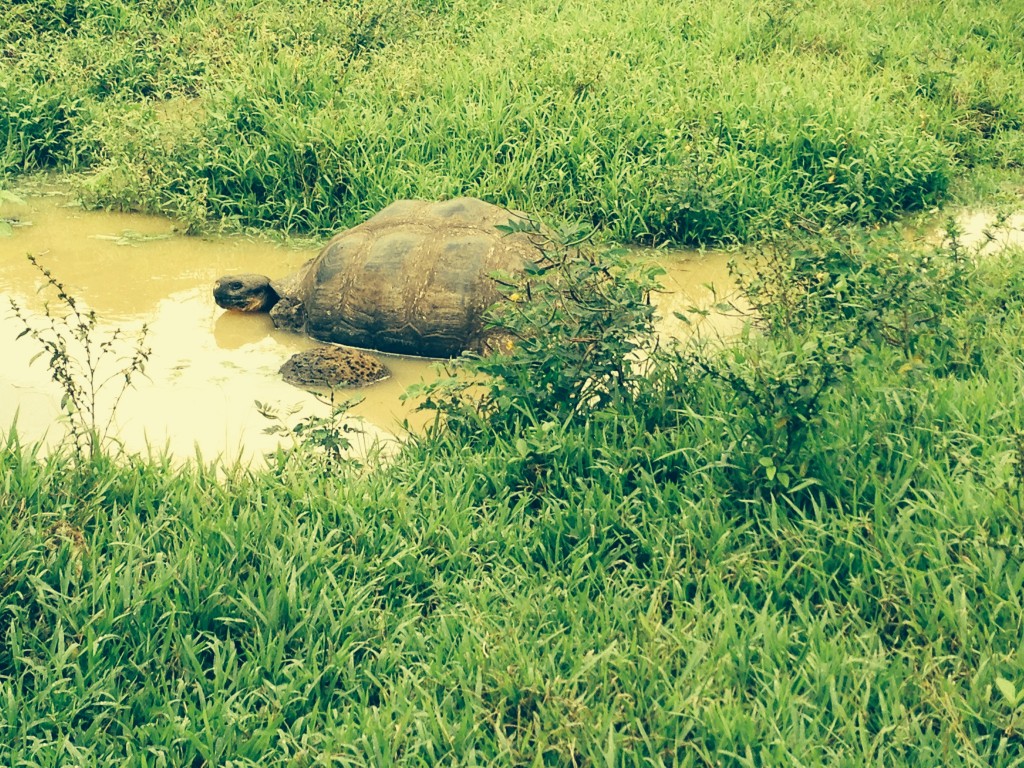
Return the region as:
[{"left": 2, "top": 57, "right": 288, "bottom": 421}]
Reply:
[{"left": 213, "top": 309, "right": 295, "bottom": 350}]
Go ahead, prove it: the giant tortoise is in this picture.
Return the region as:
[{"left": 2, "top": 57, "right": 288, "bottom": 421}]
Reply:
[{"left": 213, "top": 197, "right": 538, "bottom": 357}]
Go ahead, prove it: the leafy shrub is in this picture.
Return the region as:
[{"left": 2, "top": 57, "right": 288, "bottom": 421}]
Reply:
[
  {"left": 0, "top": 79, "right": 86, "bottom": 173},
  {"left": 734, "top": 221, "right": 977, "bottom": 367},
  {"left": 691, "top": 326, "right": 851, "bottom": 504},
  {"left": 409, "top": 219, "right": 663, "bottom": 432},
  {"left": 677, "top": 220, "right": 987, "bottom": 506}
]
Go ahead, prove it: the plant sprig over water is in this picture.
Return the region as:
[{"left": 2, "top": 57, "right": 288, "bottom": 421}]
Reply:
[
  {"left": 8, "top": 254, "right": 150, "bottom": 460},
  {"left": 257, "top": 391, "right": 365, "bottom": 472}
]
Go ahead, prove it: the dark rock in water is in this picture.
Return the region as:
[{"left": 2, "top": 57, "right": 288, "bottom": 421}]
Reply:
[{"left": 280, "top": 346, "right": 390, "bottom": 388}]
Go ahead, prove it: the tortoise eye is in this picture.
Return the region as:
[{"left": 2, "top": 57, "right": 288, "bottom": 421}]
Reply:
[{"left": 229, "top": 281, "right": 243, "bottom": 291}]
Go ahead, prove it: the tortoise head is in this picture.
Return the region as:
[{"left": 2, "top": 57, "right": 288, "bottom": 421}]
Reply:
[{"left": 213, "top": 274, "right": 281, "bottom": 313}]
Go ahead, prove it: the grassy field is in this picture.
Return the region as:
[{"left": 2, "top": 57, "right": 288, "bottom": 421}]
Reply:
[
  {"left": 4, "top": 0, "right": 1024, "bottom": 765},
  {"left": 4, "top": 219, "right": 1024, "bottom": 764},
  {"left": 1, "top": 0, "right": 1022, "bottom": 242}
]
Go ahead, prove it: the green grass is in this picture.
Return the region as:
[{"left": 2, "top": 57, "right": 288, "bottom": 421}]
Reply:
[
  {"left": 2, "top": 0, "right": 1022, "bottom": 243},
  {"left": 4, "top": 229, "right": 1024, "bottom": 764},
  {"left": 4, "top": 2, "right": 1024, "bottom": 763}
]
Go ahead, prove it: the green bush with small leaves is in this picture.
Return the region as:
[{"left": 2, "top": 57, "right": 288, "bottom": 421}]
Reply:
[{"left": 410, "top": 218, "right": 664, "bottom": 433}]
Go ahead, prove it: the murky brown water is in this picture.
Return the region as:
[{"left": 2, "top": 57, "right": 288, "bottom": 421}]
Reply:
[
  {"left": 0, "top": 190, "right": 443, "bottom": 462},
  {"left": 944, "top": 210, "right": 1024, "bottom": 254},
  {"left": 4, "top": 187, "right": 1018, "bottom": 463},
  {"left": 0, "top": 190, "right": 740, "bottom": 462},
  {"left": 646, "top": 247, "right": 748, "bottom": 342}
]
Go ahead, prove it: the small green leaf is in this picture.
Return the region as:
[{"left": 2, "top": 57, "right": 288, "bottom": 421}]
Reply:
[
  {"left": 996, "top": 677, "right": 1018, "bottom": 706},
  {"left": 0, "top": 222, "right": 13, "bottom": 237}
]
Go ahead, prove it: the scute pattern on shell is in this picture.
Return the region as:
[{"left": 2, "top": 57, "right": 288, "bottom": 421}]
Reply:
[{"left": 287, "top": 197, "right": 538, "bottom": 357}]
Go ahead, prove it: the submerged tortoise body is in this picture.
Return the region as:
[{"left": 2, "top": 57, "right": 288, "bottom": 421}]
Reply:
[{"left": 215, "top": 197, "right": 538, "bottom": 358}]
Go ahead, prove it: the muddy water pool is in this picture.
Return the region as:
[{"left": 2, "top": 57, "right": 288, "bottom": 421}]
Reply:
[
  {"left": 0, "top": 191, "right": 439, "bottom": 462},
  {"left": 0, "top": 190, "right": 739, "bottom": 463},
  {"left": 6, "top": 188, "right": 1016, "bottom": 464}
]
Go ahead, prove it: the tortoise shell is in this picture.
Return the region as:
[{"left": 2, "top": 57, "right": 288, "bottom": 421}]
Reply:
[{"left": 275, "top": 197, "right": 539, "bottom": 357}]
